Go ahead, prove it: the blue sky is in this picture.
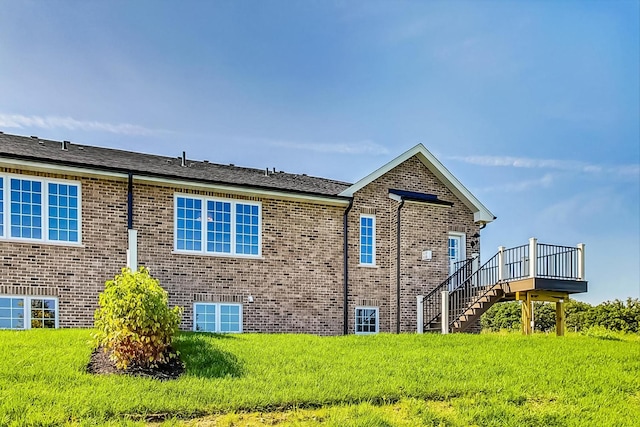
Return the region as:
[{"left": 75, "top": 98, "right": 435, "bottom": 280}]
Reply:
[{"left": 0, "top": 0, "right": 638, "bottom": 304}]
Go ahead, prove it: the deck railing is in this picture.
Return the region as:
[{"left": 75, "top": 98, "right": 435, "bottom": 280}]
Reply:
[{"left": 536, "top": 244, "right": 581, "bottom": 279}]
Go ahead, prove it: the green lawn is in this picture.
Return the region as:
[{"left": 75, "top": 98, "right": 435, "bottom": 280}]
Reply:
[{"left": 0, "top": 330, "right": 639, "bottom": 426}]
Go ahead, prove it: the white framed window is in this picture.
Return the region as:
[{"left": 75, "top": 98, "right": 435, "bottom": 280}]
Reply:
[
  {"left": 0, "top": 174, "right": 81, "bottom": 244},
  {"left": 174, "top": 195, "right": 261, "bottom": 257},
  {"left": 355, "top": 306, "right": 379, "bottom": 334},
  {"left": 0, "top": 296, "right": 59, "bottom": 329},
  {"left": 193, "top": 303, "right": 242, "bottom": 333},
  {"left": 359, "top": 214, "right": 376, "bottom": 266}
]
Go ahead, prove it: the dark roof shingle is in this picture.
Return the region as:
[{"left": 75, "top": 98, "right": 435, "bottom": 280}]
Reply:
[{"left": 0, "top": 132, "right": 351, "bottom": 197}]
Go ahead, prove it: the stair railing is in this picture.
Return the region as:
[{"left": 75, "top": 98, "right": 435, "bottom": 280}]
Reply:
[
  {"left": 448, "top": 252, "right": 499, "bottom": 326},
  {"left": 422, "top": 258, "right": 474, "bottom": 330}
]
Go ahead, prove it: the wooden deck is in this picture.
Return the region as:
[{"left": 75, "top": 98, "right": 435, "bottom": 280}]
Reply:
[{"left": 502, "top": 277, "right": 587, "bottom": 298}]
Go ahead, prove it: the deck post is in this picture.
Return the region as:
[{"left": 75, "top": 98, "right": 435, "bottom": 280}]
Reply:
[
  {"left": 416, "top": 295, "right": 424, "bottom": 334},
  {"left": 441, "top": 290, "right": 449, "bottom": 334},
  {"left": 556, "top": 297, "right": 566, "bottom": 336},
  {"left": 519, "top": 292, "right": 533, "bottom": 335},
  {"left": 577, "top": 243, "right": 585, "bottom": 280},
  {"left": 529, "top": 237, "right": 537, "bottom": 278},
  {"left": 498, "top": 246, "right": 505, "bottom": 281}
]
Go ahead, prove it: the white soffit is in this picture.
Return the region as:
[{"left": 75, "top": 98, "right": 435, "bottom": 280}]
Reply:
[{"left": 338, "top": 144, "right": 495, "bottom": 224}]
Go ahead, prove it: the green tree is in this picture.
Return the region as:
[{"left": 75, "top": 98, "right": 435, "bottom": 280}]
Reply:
[{"left": 481, "top": 301, "right": 521, "bottom": 331}]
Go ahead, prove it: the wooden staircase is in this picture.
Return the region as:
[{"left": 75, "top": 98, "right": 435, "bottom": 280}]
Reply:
[
  {"left": 451, "top": 282, "right": 504, "bottom": 332},
  {"left": 420, "top": 239, "right": 587, "bottom": 334}
]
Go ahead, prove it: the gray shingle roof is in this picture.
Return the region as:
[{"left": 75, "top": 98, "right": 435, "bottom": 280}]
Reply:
[{"left": 0, "top": 132, "right": 351, "bottom": 197}]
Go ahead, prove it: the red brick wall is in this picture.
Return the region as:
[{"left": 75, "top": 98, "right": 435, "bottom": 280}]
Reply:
[
  {"left": 347, "top": 156, "right": 480, "bottom": 333},
  {"left": 134, "top": 184, "right": 345, "bottom": 335},
  {"left": 1, "top": 154, "right": 481, "bottom": 335},
  {"left": 0, "top": 168, "right": 128, "bottom": 327}
]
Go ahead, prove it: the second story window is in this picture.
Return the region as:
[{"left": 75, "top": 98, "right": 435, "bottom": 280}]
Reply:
[
  {"left": 0, "top": 175, "right": 81, "bottom": 244},
  {"left": 175, "top": 194, "right": 261, "bottom": 257},
  {"left": 360, "top": 214, "right": 376, "bottom": 266}
]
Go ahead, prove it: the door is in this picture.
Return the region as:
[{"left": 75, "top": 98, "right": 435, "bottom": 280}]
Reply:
[{"left": 448, "top": 233, "right": 466, "bottom": 290}]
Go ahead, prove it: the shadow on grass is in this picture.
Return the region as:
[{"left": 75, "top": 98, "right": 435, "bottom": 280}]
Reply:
[{"left": 173, "top": 332, "right": 244, "bottom": 378}]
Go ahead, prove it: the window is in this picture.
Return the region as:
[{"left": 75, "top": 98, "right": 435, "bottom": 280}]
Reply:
[
  {"left": 0, "top": 296, "right": 58, "bottom": 329},
  {"left": 355, "top": 306, "right": 378, "bottom": 334},
  {"left": 48, "top": 183, "right": 80, "bottom": 242},
  {"left": 175, "top": 195, "right": 261, "bottom": 257},
  {"left": 193, "top": 303, "right": 242, "bottom": 333},
  {"left": 360, "top": 215, "right": 376, "bottom": 265},
  {"left": 0, "top": 175, "right": 81, "bottom": 244}
]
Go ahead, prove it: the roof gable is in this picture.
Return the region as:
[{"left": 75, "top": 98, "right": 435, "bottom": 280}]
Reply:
[{"left": 339, "top": 144, "right": 495, "bottom": 224}]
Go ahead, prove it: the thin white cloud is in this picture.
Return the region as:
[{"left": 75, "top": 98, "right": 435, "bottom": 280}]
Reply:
[
  {"left": 247, "top": 137, "right": 390, "bottom": 155},
  {"left": 481, "top": 173, "right": 554, "bottom": 193},
  {"left": 0, "top": 113, "right": 160, "bottom": 136},
  {"left": 449, "top": 155, "right": 639, "bottom": 179}
]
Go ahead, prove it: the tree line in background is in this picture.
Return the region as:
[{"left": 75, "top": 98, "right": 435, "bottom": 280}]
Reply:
[{"left": 481, "top": 298, "right": 640, "bottom": 333}]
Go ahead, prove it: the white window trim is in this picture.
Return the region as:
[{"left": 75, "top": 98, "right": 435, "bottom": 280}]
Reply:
[
  {"left": 355, "top": 306, "right": 379, "bottom": 335},
  {"left": 174, "top": 194, "right": 262, "bottom": 258},
  {"left": 448, "top": 231, "right": 467, "bottom": 261},
  {"left": 0, "top": 174, "right": 82, "bottom": 245},
  {"left": 359, "top": 214, "right": 376, "bottom": 267},
  {"left": 0, "top": 295, "right": 59, "bottom": 330},
  {"left": 193, "top": 302, "right": 243, "bottom": 333}
]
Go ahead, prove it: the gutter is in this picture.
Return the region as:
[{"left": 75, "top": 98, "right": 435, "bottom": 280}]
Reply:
[
  {"left": 127, "top": 172, "right": 134, "bottom": 230},
  {"left": 396, "top": 199, "right": 405, "bottom": 334},
  {"left": 343, "top": 198, "right": 354, "bottom": 335}
]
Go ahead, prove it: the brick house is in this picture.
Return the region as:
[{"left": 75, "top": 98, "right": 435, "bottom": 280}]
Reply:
[{"left": 0, "top": 131, "right": 495, "bottom": 334}]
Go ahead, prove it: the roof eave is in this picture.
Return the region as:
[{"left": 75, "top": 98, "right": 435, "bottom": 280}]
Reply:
[{"left": 0, "top": 154, "right": 352, "bottom": 206}]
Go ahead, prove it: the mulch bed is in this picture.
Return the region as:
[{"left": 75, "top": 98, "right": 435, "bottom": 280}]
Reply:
[{"left": 86, "top": 347, "right": 185, "bottom": 380}]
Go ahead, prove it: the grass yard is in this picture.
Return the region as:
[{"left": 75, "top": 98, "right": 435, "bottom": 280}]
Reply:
[{"left": 0, "top": 330, "right": 639, "bottom": 426}]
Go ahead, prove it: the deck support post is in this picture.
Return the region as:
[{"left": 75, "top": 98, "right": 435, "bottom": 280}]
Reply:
[
  {"left": 556, "top": 297, "right": 566, "bottom": 336},
  {"left": 519, "top": 291, "right": 533, "bottom": 335},
  {"left": 416, "top": 295, "right": 424, "bottom": 334},
  {"left": 441, "top": 290, "right": 449, "bottom": 334},
  {"left": 516, "top": 290, "right": 569, "bottom": 336}
]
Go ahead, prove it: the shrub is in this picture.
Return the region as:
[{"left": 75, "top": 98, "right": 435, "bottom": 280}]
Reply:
[
  {"left": 481, "top": 301, "right": 521, "bottom": 331},
  {"left": 94, "top": 267, "right": 182, "bottom": 369}
]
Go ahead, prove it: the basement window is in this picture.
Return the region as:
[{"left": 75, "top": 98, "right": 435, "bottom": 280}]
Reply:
[
  {"left": 355, "top": 306, "right": 379, "bottom": 334},
  {"left": 0, "top": 296, "right": 58, "bottom": 329},
  {"left": 193, "top": 303, "right": 242, "bottom": 333}
]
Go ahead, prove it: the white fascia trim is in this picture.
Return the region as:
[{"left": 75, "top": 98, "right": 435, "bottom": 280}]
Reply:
[
  {"left": 137, "top": 175, "right": 351, "bottom": 207},
  {"left": 0, "top": 157, "right": 128, "bottom": 180},
  {"left": 340, "top": 144, "right": 495, "bottom": 224}
]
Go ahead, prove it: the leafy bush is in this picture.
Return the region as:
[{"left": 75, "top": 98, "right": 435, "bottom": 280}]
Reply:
[
  {"left": 481, "top": 298, "right": 640, "bottom": 333},
  {"left": 94, "top": 267, "right": 182, "bottom": 369},
  {"left": 480, "top": 301, "right": 521, "bottom": 331}
]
